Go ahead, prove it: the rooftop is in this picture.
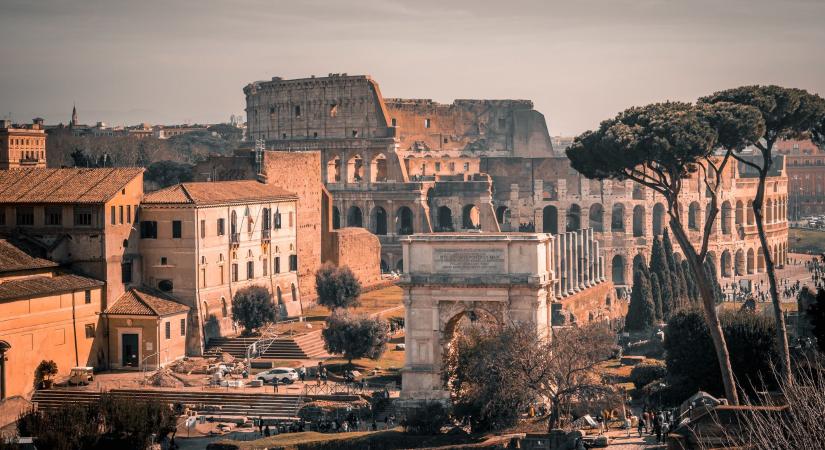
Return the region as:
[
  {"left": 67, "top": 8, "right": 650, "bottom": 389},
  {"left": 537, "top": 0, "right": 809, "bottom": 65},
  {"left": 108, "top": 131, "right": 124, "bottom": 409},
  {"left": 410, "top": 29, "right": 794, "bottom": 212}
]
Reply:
[
  {"left": 105, "top": 288, "right": 190, "bottom": 317},
  {"left": 0, "top": 274, "right": 103, "bottom": 302},
  {"left": 0, "top": 239, "right": 58, "bottom": 274},
  {"left": 0, "top": 168, "right": 143, "bottom": 204},
  {"left": 143, "top": 180, "right": 296, "bottom": 206}
]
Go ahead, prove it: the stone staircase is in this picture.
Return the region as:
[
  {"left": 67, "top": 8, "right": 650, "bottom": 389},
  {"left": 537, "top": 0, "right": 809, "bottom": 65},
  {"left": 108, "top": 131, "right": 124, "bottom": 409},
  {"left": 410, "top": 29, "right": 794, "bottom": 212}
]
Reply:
[
  {"left": 204, "top": 331, "right": 328, "bottom": 360},
  {"left": 31, "top": 388, "right": 303, "bottom": 419}
]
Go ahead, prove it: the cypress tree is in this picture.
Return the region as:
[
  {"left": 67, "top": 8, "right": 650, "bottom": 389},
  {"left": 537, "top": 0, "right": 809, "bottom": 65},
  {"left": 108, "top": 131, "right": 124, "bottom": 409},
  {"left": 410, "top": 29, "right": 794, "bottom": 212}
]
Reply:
[
  {"left": 650, "top": 272, "right": 664, "bottom": 322},
  {"left": 649, "top": 237, "right": 674, "bottom": 320},
  {"left": 626, "top": 268, "right": 656, "bottom": 331},
  {"left": 663, "top": 229, "right": 684, "bottom": 305},
  {"left": 681, "top": 260, "right": 699, "bottom": 303},
  {"left": 704, "top": 258, "right": 725, "bottom": 304}
]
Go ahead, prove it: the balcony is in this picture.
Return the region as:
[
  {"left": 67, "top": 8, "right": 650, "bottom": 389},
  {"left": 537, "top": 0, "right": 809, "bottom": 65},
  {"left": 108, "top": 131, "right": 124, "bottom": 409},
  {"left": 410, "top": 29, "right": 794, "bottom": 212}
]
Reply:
[
  {"left": 261, "top": 229, "right": 271, "bottom": 242},
  {"left": 230, "top": 233, "right": 240, "bottom": 246}
]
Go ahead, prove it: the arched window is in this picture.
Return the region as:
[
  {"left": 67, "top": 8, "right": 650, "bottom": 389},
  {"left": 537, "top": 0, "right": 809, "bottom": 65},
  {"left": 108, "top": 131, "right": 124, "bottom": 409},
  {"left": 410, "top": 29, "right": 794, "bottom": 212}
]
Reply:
[
  {"left": 221, "top": 297, "right": 228, "bottom": 317},
  {"left": 611, "top": 255, "right": 626, "bottom": 285},
  {"left": 396, "top": 207, "right": 413, "bottom": 235},
  {"left": 346, "top": 206, "right": 363, "bottom": 227},
  {"left": 588, "top": 204, "right": 604, "bottom": 232},
  {"left": 436, "top": 206, "right": 453, "bottom": 231},
  {"left": 566, "top": 204, "right": 581, "bottom": 232},
  {"left": 611, "top": 203, "right": 625, "bottom": 232},
  {"left": 158, "top": 279, "right": 173, "bottom": 292},
  {"left": 632, "top": 205, "right": 645, "bottom": 237},
  {"left": 276, "top": 286, "right": 283, "bottom": 304},
  {"left": 542, "top": 205, "right": 558, "bottom": 234},
  {"left": 291, "top": 283, "right": 297, "bottom": 302},
  {"left": 652, "top": 203, "right": 665, "bottom": 236},
  {"left": 462, "top": 204, "right": 480, "bottom": 230},
  {"left": 688, "top": 202, "right": 700, "bottom": 230},
  {"left": 371, "top": 206, "right": 388, "bottom": 235}
]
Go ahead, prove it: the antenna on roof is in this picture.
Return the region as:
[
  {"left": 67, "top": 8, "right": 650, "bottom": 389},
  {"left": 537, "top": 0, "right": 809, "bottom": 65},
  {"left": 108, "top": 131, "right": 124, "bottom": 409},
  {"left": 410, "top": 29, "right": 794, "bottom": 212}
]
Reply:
[{"left": 255, "top": 138, "right": 265, "bottom": 175}]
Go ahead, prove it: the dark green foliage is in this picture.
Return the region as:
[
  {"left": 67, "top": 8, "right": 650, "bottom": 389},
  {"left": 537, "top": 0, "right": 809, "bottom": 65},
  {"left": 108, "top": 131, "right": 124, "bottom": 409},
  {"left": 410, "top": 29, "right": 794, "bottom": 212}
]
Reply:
[
  {"left": 315, "top": 263, "right": 362, "bottom": 310},
  {"left": 650, "top": 273, "right": 663, "bottom": 322},
  {"left": 401, "top": 402, "right": 451, "bottom": 435},
  {"left": 662, "top": 230, "right": 687, "bottom": 308},
  {"left": 16, "top": 394, "right": 176, "bottom": 450},
  {"left": 144, "top": 160, "right": 194, "bottom": 189},
  {"left": 626, "top": 268, "right": 656, "bottom": 331},
  {"left": 704, "top": 258, "right": 725, "bottom": 304},
  {"left": 33, "top": 360, "right": 57, "bottom": 389},
  {"left": 664, "top": 309, "right": 779, "bottom": 399},
  {"left": 629, "top": 361, "right": 667, "bottom": 390},
  {"left": 804, "top": 287, "right": 825, "bottom": 353},
  {"left": 207, "top": 124, "right": 243, "bottom": 142},
  {"left": 649, "top": 237, "right": 674, "bottom": 320},
  {"left": 322, "top": 310, "right": 390, "bottom": 365},
  {"left": 681, "top": 260, "right": 699, "bottom": 303},
  {"left": 231, "top": 285, "right": 277, "bottom": 334}
]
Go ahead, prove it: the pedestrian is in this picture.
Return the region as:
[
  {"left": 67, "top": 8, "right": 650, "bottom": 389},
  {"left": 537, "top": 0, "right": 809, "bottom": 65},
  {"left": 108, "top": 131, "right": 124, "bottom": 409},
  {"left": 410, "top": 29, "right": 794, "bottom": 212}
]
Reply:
[
  {"left": 264, "top": 425, "right": 271, "bottom": 437},
  {"left": 342, "top": 420, "right": 349, "bottom": 433},
  {"left": 299, "top": 366, "right": 306, "bottom": 383},
  {"left": 322, "top": 367, "right": 328, "bottom": 385},
  {"left": 316, "top": 367, "right": 321, "bottom": 386},
  {"left": 637, "top": 416, "right": 645, "bottom": 438},
  {"left": 258, "top": 416, "right": 263, "bottom": 435},
  {"left": 273, "top": 377, "right": 279, "bottom": 393},
  {"left": 625, "top": 415, "right": 632, "bottom": 437}
]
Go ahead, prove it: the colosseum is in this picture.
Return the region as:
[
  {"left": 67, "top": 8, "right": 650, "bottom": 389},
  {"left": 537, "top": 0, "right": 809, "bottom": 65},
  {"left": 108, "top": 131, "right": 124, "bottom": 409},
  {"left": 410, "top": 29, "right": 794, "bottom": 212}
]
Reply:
[{"left": 232, "top": 74, "right": 787, "bottom": 302}]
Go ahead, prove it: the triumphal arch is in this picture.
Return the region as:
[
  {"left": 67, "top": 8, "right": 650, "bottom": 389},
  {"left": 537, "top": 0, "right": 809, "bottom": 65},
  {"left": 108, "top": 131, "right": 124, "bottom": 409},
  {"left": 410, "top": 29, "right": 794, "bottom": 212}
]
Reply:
[{"left": 399, "top": 230, "right": 606, "bottom": 400}]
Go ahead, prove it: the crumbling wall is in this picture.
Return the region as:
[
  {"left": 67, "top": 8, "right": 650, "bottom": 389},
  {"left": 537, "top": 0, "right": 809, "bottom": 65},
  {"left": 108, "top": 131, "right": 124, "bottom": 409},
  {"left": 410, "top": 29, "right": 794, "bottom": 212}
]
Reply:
[
  {"left": 552, "top": 281, "right": 624, "bottom": 326},
  {"left": 322, "top": 227, "right": 382, "bottom": 287}
]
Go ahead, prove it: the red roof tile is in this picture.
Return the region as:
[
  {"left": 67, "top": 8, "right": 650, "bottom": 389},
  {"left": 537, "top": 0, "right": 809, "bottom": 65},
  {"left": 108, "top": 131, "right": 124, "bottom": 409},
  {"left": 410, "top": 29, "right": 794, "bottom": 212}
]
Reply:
[
  {"left": 143, "top": 180, "right": 296, "bottom": 206},
  {"left": 0, "top": 168, "right": 143, "bottom": 204},
  {"left": 0, "top": 239, "right": 58, "bottom": 273},
  {"left": 105, "top": 288, "right": 189, "bottom": 317},
  {"left": 0, "top": 274, "right": 103, "bottom": 302}
]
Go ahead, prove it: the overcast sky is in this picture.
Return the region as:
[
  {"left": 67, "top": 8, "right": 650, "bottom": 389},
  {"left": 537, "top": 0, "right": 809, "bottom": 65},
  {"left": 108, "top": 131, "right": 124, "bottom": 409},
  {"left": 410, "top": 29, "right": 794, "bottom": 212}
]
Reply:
[{"left": 1, "top": 0, "right": 823, "bottom": 135}]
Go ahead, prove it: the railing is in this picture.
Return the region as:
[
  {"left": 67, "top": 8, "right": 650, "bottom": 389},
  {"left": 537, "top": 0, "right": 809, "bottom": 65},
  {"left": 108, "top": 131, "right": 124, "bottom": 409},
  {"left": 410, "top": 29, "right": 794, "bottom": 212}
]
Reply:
[{"left": 302, "top": 381, "right": 398, "bottom": 397}]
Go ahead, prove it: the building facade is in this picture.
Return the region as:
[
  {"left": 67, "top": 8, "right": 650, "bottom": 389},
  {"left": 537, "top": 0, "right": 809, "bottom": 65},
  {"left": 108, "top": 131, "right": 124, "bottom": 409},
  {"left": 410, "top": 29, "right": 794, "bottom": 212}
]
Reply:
[
  {"left": 239, "top": 74, "right": 789, "bottom": 310},
  {"left": 0, "top": 119, "right": 47, "bottom": 169},
  {"left": 139, "top": 180, "right": 300, "bottom": 354},
  {"left": 0, "top": 239, "right": 105, "bottom": 399},
  {"left": 777, "top": 139, "right": 825, "bottom": 218},
  {"left": 0, "top": 168, "right": 144, "bottom": 306}
]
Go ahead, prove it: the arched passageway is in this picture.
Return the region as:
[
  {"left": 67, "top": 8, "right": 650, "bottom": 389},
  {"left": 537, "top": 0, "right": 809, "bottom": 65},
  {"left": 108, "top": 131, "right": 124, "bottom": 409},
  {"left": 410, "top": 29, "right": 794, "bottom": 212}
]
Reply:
[
  {"left": 396, "top": 206, "right": 414, "bottom": 235},
  {"left": 721, "top": 250, "right": 732, "bottom": 278},
  {"left": 653, "top": 203, "right": 665, "bottom": 236},
  {"left": 371, "top": 206, "right": 387, "bottom": 235},
  {"left": 612, "top": 254, "right": 626, "bottom": 285},
  {"left": 589, "top": 204, "right": 604, "bottom": 232},
  {"left": 347, "top": 206, "right": 363, "bottom": 228},
  {"left": 734, "top": 249, "right": 745, "bottom": 276},
  {"left": 436, "top": 206, "right": 453, "bottom": 232},
  {"left": 611, "top": 203, "right": 625, "bottom": 232},
  {"left": 462, "top": 205, "right": 480, "bottom": 230},
  {"left": 633, "top": 205, "right": 645, "bottom": 237},
  {"left": 566, "top": 204, "right": 581, "bottom": 232},
  {"left": 332, "top": 206, "right": 341, "bottom": 229},
  {"left": 542, "top": 205, "right": 558, "bottom": 234}
]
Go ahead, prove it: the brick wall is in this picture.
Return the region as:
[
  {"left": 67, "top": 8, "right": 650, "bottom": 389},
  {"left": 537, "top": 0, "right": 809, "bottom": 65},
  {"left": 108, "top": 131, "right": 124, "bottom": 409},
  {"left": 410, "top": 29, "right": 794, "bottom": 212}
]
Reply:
[
  {"left": 553, "top": 281, "right": 625, "bottom": 325},
  {"left": 322, "top": 227, "right": 382, "bottom": 287}
]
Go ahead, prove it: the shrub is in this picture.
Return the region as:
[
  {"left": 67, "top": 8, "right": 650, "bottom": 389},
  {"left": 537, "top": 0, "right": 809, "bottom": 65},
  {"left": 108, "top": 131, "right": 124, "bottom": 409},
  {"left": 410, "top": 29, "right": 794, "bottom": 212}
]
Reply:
[
  {"left": 315, "top": 263, "right": 362, "bottom": 310},
  {"left": 231, "top": 285, "right": 277, "bottom": 334},
  {"left": 629, "top": 361, "right": 667, "bottom": 390},
  {"left": 401, "top": 402, "right": 450, "bottom": 435},
  {"left": 34, "top": 360, "right": 58, "bottom": 389}
]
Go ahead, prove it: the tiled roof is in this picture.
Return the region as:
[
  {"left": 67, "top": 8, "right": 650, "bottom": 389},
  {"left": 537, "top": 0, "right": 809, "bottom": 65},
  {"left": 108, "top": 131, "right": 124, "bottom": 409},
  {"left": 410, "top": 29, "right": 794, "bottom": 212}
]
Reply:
[
  {"left": 143, "top": 180, "right": 296, "bottom": 206},
  {"left": 0, "top": 274, "right": 103, "bottom": 302},
  {"left": 105, "top": 288, "right": 189, "bottom": 317},
  {"left": 0, "top": 168, "right": 143, "bottom": 204},
  {"left": 0, "top": 239, "right": 58, "bottom": 273}
]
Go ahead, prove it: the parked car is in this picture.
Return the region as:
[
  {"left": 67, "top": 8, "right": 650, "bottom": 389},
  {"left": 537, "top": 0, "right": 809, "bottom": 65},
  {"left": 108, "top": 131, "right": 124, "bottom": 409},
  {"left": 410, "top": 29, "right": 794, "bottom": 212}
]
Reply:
[
  {"left": 68, "top": 367, "right": 94, "bottom": 386},
  {"left": 257, "top": 367, "right": 299, "bottom": 384}
]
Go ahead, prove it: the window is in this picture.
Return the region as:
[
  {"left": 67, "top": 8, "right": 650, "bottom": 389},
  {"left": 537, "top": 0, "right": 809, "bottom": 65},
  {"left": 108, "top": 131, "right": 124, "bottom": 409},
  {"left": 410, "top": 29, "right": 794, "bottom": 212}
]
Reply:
[
  {"left": 172, "top": 220, "right": 182, "bottom": 238},
  {"left": 200, "top": 219, "right": 206, "bottom": 238},
  {"left": 247, "top": 261, "right": 254, "bottom": 279},
  {"left": 274, "top": 212, "right": 282, "bottom": 229},
  {"left": 85, "top": 324, "right": 95, "bottom": 339},
  {"left": 119, "top": 205, "right": 124, "bottom": 224},
  {"left": 295, "top": 105, "right": 301, "bottom": 117},
  {"left": 231, "top": 263, "right": 238, "bottom": 282},
  {"left": 217, "top": 218, "right": 225, "bottom": 236},
  {"left": 158, "top": 279, "right": 173, "bottom": 292},
  {"left": 16, "top": 207, "right": 34, "bottom": 226},
  {"left": 72, "top": 207, "right": 92, "bottom": 226},
  {"left": 289, "top": 254, "right": 298, "bottom": 271},
  {"left": 275, "top": 256, "right": 281, "bottom": 274},
  {"left": 435, "top": 162, "right": 441, "bottom": 172},
  {"left": 45, "top": 206, "right": 62, "bottom": 226},
  {"left": 84, "top": 290, "right": 92, "bottom": 304},
  {"left": 424, "top": 118, "right": 431, "bottom": 128},
  {"left": 140, "top": 221, "right": 157, "bottom": 239},
  {"left": 126, "top": 205, "right": 131, "bottom": 223},
  {"left": 160, "top": 257, "right": 168, "bottom": 267},
  {"left": 269, "top": 106, "right": 275, "bottom": 114},
  {"left": 165, "top": 322, "right": 171, "bottom": 340},
  {"left": 463, "top": 162, "right": 470, "bottom": 171},
  {"left": 180, "top": 319, "right": 186, "bottom": 336},
  {"left": 289, "top": 212, "right": 294, "bottom": 228},
  {"left": 263, "top": 259, "right": 268, "bottom": 276},
  {"left": 449, "top": 162, "right": 455, "bottom": 172},
  {"left": 201, "top": 268, "right": 206, "bottom": 287},
  {"left": 121, "top": 262, "right": 132, "bottom": 283},
  {"left": 110, "top": 206, "right": 116, "bottom": 225},
  {"left": 391, "top": 118, "right": 397, "bottom": 126},
  {"left": 330, "top": 104, "right": 338, "bottom": 117}
]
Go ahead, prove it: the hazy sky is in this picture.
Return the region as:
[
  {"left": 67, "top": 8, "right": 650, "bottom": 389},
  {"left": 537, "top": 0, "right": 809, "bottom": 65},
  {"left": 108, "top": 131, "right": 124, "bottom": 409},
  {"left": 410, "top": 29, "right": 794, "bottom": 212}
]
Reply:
[{"left": 1, "top": 0, "right": 823, "bottom": 135}]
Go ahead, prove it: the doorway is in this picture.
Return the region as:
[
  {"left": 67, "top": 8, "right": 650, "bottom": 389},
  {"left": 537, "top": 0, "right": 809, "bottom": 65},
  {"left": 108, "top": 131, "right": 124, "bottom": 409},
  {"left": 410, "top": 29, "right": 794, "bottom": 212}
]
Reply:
[{"left": 122, "top": 333, "right": 139, "bottom": 367}]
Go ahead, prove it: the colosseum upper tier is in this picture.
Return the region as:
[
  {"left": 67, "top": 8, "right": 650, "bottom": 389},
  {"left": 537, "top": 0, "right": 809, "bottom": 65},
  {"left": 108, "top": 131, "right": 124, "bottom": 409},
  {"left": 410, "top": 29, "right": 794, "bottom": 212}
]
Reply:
[{"left": 241, "top": 73, "right": 788, "bottom": 290}]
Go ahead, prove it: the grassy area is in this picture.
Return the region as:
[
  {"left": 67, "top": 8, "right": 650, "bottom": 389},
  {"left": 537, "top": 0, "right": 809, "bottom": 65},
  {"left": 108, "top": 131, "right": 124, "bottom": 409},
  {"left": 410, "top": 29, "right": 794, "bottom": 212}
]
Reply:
[
  {"left": 789, "top": 228, "right": 825, "bottom": 254},
  {"left": 718, "top": 301, "right": 798, "bottom": 313},
  {"left": 213, "top": 429, "right": 485, "bottom": 450}
]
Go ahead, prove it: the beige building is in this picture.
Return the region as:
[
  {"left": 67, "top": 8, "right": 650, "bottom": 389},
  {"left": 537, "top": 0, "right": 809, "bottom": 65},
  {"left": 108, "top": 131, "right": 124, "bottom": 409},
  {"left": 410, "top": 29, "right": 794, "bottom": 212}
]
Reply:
[
  {"left": 103, "top": 288, "right": 189, "bottom": 370},
  {"left": 0, "top": 168, "right": 144, "bottom": 307},
  {"left": 0, "top": 239, "right": 105, "bottom": 400},
  {"left": 0, "top": 119, "right": 47, "bottom": 169},
  {"left": 139, "top": 180, "right": 300, "bottom": 354}
]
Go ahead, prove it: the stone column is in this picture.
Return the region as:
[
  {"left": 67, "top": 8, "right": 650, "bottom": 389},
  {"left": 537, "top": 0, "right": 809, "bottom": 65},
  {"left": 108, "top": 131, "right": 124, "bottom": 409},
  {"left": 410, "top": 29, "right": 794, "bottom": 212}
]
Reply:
[
  {"left": 599, "top": 255, "right": 606, "bottom": 282},
  {"left": 571, "top": 232, "right": 580, "bottom": 293},
  {"left": 563, "top": 232, "right": 572, "bottom": 296},
  {"left": 583, "top": 228, "right": 592, "bottom": 287}
]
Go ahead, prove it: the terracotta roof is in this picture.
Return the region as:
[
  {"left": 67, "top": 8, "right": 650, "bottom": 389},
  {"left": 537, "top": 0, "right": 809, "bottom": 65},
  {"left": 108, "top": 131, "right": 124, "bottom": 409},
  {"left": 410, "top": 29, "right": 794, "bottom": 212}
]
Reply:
[
  {"left": 0, "top": 239, "right": 58, "bottom": 273},
  {"left": 105, "top": 288, "right": 189, "bottom": 317},
  {"left": 143, "top": 180, "right": 296, "bottom": 206},
  {"left": 0, "top": 168, "right": 143, "bottom": 204},
  {"left": 0, "top": 274, "right": 103, "bottom": 302}
]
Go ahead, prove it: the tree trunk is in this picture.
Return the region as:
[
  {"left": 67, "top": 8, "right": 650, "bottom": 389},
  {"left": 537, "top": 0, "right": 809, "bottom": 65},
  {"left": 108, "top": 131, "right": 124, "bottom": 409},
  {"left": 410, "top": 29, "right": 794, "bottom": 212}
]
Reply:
[
  {"left": 670, "top": 218, "right": 740, "bottom": 405},
  {"left": 751, "top": 167, "right": 793, "bottom": 384},
  {"left": 548, "top": 399, "right": 560, "bottom": 431}
]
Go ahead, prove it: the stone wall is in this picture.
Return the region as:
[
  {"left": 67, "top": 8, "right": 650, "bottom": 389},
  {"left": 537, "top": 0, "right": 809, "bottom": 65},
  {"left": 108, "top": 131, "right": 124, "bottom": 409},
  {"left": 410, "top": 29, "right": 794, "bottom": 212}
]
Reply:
[
  {"left": 552, "top": 281, "right": 625, "bottom": 326},
  {"left": 322, "top": 227, "right": 382, "bottom": 287},
  {"left": 260, "top": 151, "right": 325, "bottom": 303}
]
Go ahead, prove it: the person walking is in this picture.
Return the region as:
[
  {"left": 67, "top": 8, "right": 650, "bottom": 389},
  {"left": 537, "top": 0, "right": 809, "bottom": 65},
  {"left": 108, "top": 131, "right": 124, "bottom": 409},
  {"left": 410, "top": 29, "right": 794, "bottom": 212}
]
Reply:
[
  {"left": 273, "top": 377, "right": 279, "bottom": 393},
  {"left": 299, "top": 366, "right": 306, "bottom": 383},
  {"left": 625, "top": 414, "right": 632, "bottom": 438},
  {"left": 637, "top": 415, "right": 645, "bottom": 438}
]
